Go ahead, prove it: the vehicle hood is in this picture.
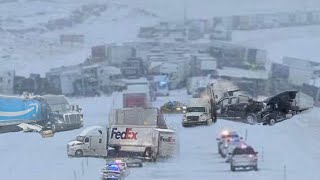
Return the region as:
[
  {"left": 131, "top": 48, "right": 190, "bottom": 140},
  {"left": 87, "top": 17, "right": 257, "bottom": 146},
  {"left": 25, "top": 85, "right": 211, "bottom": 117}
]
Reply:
[
  {"left": 186, "top": 112, "right": 205, "bottom": 117},
  {"left": 68, "top": 140, "right": 82, "bottom": 146}
]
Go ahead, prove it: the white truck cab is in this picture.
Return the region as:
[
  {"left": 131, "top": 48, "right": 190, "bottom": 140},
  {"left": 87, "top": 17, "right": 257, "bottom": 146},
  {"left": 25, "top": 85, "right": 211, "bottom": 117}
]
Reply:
[
  {"left": 182, "top": 98, "right": 213, "bottom": 127},
  {"left": 67, "top": 126, "right": 108, "bottom": 157}
]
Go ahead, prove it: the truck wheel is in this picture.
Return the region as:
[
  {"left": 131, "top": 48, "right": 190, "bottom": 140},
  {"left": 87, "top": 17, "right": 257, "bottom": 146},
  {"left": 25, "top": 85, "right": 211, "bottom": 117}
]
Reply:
[
  {"left": 253, "top": 165, "right": 258, "bottom": 171},
  {"left": 144, "top": 148, "right": 152, "bottom": 158},
  {"left": 268, "top": 119, "right": 276, "bottom": 126},
  {"left": 51, "top": 124, "right": 56, "bottom": 132},
  {"left": 75, "top": 149, "right": 83, "bottom": 157},
  {"left": 231, "top": 165, "right": 236, "bottom": 171},
  {"left": 246, "top": 114, "right": 257, "bottom": 125}
]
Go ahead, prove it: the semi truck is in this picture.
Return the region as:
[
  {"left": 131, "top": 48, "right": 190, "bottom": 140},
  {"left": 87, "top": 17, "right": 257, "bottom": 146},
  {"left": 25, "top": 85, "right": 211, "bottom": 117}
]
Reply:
[
  {"left": 182, "top": 98, "right": 214, "bottom": 127},
  {"left": 122, "top": 85, "right": 151, "bottom": 108},
  {"left": 67, "top": 108, "right": 177, "bottom": 161},
  {"left": 0, "top": 93, "right": 83, "bottom": 136}
]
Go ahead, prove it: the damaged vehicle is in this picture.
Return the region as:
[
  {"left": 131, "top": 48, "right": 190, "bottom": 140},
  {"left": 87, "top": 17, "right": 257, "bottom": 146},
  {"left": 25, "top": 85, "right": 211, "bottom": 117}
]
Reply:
[
  {"left": 258, "top": 91, "right": 313, "bottom": 126},
  {"left": 217, "top": 95, "right": 264, "bottom": 125},
  {"left": 216, "top": 90, "right": 313, "bottom": 126},
  {"left": 160, "top": 101, "right": 186, "bottom": 114}
]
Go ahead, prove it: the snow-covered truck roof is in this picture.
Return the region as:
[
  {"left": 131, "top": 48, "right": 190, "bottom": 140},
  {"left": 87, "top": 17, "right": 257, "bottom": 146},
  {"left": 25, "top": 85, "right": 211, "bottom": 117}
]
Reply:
[{"left": 79, "top": 126, "right": 105, "bottom": 136}]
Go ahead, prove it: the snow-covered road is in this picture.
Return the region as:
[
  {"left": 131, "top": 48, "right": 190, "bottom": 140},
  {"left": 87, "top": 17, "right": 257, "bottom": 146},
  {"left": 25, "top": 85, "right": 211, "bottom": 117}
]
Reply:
[{"left": 0, "top": 90, "right": 319, "bottom": 180}]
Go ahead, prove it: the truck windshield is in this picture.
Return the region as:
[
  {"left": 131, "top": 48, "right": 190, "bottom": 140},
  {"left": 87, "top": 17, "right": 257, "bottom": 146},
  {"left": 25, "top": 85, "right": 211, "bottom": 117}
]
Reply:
[
  {"left": 187, "top": 107, "right": 205, "bottom": 112},
  {"left": 76, "top": 136, "right": 85, "bottom": 142},
  {"left": 50, "top": 104, "right": 71, "bottom": 112}
]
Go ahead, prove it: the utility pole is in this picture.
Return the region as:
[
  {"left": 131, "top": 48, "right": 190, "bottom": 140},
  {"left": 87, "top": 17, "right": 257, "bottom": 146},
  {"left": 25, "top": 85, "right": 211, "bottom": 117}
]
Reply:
[
  {"left": 244, "top": 129, "right": 248, "bottom": 141},
  {"left": 183, "top": 0, "right": 188, "bottom": 42},
  {"left": 283, "top": 165, "right": 287, "bottom": 180}
]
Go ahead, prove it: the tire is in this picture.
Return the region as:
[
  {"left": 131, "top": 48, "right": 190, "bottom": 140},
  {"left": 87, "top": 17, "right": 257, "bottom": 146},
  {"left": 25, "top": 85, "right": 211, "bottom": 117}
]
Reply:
[
  {"left": 221, "top": 152, "right": 226, "bottom": 158},
  {"left": 144, "top": 148, "right": 152, "bottom": 158},
  {"left": 75, "top": 149, "right": 83, "bottom": 157},
  {"left": 206, "top": 120, "right": 210, "bottom": 126},
  {"left": 269, "top": 118, "right": 276, "bottom": 126},
  {"left": 51, "top": 124, "right": 56, "bottom": 133},
  {"left": 253, "top": 165, "right": 258, "bottom": 171},
  {"left": 231, "top": 165, "right": 236, "bottom": 172},
  {"left": 246, "top": 113, "right": 257, "bottom": 125}
]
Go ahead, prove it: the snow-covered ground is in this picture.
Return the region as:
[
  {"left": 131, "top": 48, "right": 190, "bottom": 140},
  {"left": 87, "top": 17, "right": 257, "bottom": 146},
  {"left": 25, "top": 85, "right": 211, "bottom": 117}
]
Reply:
[
  {"left": 1, "top": 0, "right": 320, "bottom": 179},
  {"left": 0, "top": 90, "right": 319, "bottom": 180}
]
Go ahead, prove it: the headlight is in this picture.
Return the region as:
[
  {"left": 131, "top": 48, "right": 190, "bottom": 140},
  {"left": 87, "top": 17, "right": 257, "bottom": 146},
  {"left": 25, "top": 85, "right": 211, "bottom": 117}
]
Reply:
[
  {"left": 182, "top": 106, "right": 187, "bottom": 110},
  {"left": 200, "top": 115, "right": 207, "bottom": 121},
  {"left": 176, "top": 107, "right": 181, "bottom": 111}
]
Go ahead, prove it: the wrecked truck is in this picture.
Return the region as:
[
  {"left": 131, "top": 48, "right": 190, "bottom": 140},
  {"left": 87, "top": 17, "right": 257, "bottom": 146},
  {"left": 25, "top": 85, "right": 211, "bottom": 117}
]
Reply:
[
  {"left": 258, "top": 91, "right": 313, "bottom": 126},
  {"left": 216, "top": 91, "right": 313, "bottom": 125}
]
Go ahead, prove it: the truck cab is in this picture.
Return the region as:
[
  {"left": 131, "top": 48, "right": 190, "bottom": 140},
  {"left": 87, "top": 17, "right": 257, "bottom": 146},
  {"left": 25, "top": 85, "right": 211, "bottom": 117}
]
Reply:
[
  {"left": 42, "top": 95, "right": 83, "bottom": 132},
  {"left": 182, "top": 98, "right": 213, "bottom": 127},
  {"left": 67, "top": 126, "right": 107, "bottom": 157}
]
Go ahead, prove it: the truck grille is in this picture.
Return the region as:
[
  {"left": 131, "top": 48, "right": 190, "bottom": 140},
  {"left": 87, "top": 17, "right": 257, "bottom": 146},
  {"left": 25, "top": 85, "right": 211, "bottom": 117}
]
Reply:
[
  {"left": 187, "top": 116, "right": 199, "bottom": 121},
  {"left": 65, "top": 114, "right": 81, "bottom": 124}
]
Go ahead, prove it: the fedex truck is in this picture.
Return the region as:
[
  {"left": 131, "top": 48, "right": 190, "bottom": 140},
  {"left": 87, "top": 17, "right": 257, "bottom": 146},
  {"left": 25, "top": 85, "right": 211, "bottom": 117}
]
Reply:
[{"left": 67, "top": 108, "right": 178, "bottom": 161}]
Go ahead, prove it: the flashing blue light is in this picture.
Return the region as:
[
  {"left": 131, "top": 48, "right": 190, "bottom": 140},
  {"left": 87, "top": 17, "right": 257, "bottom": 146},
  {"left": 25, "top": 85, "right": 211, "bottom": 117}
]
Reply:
[{"left": 159, "top": 81, "right": 167, "bottom": 85}]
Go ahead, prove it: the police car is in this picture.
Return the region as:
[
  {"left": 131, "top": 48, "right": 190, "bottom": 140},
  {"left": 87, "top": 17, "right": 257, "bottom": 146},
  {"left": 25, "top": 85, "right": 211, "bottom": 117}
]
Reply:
[
  {"left": 101, "top": 164, "right": 123, "bottom": 180},
  {"left": 101, "top": 160, "right": 130, "bottom": 180},
  {"left": 230, "top": 145, "right": 258, "bottom": 171},
  {"left": 216, "top": 130, "right": 242, "bottom": 157}
]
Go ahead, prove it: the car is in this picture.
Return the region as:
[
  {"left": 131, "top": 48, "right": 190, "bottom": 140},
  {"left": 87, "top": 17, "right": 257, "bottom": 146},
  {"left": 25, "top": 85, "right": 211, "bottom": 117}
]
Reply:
[
  {"left": 160, "top": 101, "right": 186, "bottom": 114},
  {"left": 220, "top": 137, "right": 245, "bottom": 160},
  {"left": 101, "top": 161, "right": 130, "bottom": 180},
  {"left": 216, "top": 130, "right": 240, "bottom": 155},
  {"left": 101, "top": 164, "right": 124, "bottom": 180},
  {"left": 229, "top": 145, "right": 258, "bottom": 171}
]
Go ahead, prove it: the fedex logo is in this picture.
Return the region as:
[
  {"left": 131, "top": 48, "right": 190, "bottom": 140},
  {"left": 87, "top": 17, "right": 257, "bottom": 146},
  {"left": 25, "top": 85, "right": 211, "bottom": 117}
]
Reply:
[
  {"left": 111, "top": 128, "right": 138, "bottom": 140},
  {"left": 160, "top": 136, "right": 176, "bottom": 143}
]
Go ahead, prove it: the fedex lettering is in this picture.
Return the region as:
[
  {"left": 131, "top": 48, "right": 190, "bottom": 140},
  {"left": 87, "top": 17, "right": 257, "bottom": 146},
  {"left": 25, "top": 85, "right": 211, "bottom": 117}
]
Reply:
[
  {"left": 160, "top": 136, "right": 176, "bottom": 143},
  {"left": 111, "top": 128, "right": 138, "bottom": 140}
]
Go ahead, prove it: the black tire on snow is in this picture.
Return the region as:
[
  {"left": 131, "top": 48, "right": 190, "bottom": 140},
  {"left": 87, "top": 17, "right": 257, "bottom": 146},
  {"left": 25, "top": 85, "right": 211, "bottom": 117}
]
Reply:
[
  {"left": 253, "top": 165, "right": 258, "bottom": 171},
  {"left": 144, "top": 148, "right": 153, "bottom": 158},
  {"left": 231, "top": 165, "right": 236, "bottom": 171},
  {"left": 246, "top": 113, "right": 257, "bottom": 125},
  {"left": 269, "top": 118, "right": 276, "bottom": 126},
  {"left": 75, "top": 149, "right": 83, "bottom": 157}
]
